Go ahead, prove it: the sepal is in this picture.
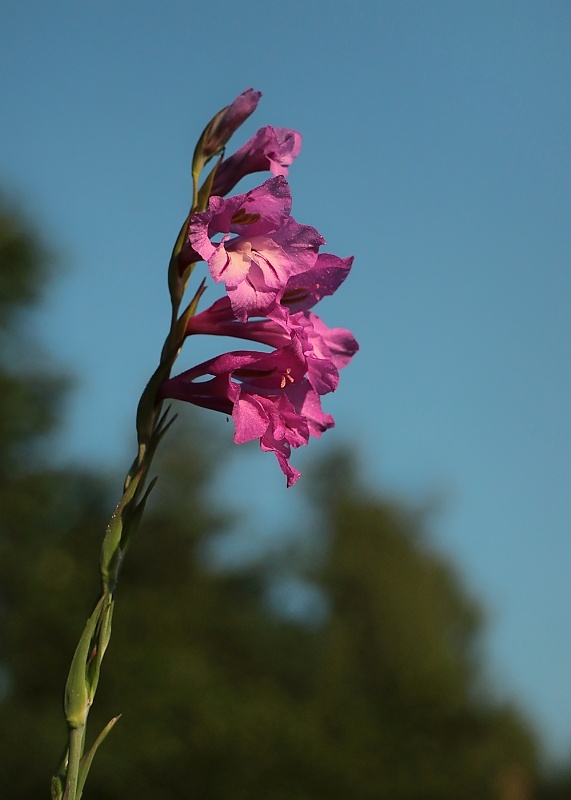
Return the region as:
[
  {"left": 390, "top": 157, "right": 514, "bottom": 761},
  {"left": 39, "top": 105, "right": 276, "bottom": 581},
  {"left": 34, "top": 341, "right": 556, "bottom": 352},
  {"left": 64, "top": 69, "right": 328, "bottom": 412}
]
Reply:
[
  {"left": 86, "top": 597, "right": 114, "bottom": 703},
  {"left": 63, "top": 597, "right": 104, "bottom": 728}
]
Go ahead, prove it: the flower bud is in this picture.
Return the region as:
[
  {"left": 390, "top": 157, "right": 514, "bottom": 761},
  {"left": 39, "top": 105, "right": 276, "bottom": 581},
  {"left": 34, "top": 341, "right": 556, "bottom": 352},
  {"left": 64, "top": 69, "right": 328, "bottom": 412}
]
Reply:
[{"left": 201, "top": 88, "right": 261, "bottom": 159}]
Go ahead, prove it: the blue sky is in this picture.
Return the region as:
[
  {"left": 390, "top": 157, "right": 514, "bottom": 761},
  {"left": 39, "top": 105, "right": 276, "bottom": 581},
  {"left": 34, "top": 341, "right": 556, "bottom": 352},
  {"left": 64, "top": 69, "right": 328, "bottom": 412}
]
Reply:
[{"left": 2, "top": 1, "right": 570, "bottom": 761}]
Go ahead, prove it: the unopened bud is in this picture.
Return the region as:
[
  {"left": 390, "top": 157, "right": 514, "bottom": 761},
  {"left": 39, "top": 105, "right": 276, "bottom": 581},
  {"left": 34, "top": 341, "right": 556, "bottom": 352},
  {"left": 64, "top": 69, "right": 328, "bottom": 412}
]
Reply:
[{"left": 201, "top": 88, "right": 261, "bottom": 159}]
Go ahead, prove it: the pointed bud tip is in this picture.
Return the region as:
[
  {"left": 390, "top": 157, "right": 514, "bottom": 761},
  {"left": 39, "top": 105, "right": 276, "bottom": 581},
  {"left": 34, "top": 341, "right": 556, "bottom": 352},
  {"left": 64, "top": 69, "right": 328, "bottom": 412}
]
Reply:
[{"left": 202, "top": 88, "right": 262, "bottom": 159}]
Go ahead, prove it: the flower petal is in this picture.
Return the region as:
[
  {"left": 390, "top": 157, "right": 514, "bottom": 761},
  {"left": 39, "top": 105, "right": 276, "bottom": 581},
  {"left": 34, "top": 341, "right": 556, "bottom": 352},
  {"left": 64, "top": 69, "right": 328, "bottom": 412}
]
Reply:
[{"left": 212, "top": 126, "right": 302, "bottom": 197}]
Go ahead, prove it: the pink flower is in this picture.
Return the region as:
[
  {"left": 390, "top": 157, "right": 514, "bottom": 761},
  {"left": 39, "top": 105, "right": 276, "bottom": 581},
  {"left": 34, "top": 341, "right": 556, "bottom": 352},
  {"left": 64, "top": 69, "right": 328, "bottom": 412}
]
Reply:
[
  {"left": 201, "top": 88, "right": 262, "bottom": 159},
  {"left": 160, "top": 344, "right": 334, "bottom": 487},
  {"left": 186, "top": 249, "right": 358, "bottom": 391},
  {"left": 212, "top": 125, "right": 302, "bottom": 197},
  {"left": 187, "top": 298, "right": 358, "bottom": 396},
  {"left": 189, "top": 176, "right": 325, "bottom": 321}
]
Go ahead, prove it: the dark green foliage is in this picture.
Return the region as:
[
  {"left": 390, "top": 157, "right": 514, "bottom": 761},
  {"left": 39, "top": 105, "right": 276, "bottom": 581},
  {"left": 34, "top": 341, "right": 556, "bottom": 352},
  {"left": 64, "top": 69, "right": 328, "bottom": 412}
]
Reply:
[
  {"left": 537, "top": 768, "right": 571, "bottom": 800},
  {"left": 0, "top": 193, "right": 65, "bottom": 475},
  {"left": 303, "top": 458, "right": 539, "bottom": 798},
  {"left": 0, "top": 194, "right": 51, "bottom": 326}
]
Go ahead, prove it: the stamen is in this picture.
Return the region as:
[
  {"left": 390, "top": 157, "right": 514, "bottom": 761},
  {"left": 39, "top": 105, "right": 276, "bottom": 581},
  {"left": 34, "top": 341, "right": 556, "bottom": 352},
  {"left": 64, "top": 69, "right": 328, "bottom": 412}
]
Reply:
[{"left": 280, "top": 368, "right": 294, "bottom": 389}]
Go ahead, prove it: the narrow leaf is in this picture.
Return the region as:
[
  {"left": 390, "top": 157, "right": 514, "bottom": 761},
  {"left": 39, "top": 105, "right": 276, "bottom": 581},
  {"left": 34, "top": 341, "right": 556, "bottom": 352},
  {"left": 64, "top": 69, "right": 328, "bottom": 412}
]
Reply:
[{"left": 76, "top": 715, "right": 122, "bottom": 798}]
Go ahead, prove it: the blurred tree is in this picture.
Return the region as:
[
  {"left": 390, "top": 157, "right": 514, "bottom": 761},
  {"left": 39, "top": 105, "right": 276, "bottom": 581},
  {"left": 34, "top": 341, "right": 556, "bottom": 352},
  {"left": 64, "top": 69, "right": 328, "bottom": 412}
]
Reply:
[
  {"left": 0, "top": 193, "right": 65, "bottom": 475},
  {"left": 305, "top": 452, "right": 539, "bottom": 799},
  {"left": 0, "top": 190, "right": 563, "bottom": 799},
  {"left": 536, "top": 766, "right": 571, "bottom": 800},
  {"left": 0, "top": 192, "right": 110, "bottom": 796}
]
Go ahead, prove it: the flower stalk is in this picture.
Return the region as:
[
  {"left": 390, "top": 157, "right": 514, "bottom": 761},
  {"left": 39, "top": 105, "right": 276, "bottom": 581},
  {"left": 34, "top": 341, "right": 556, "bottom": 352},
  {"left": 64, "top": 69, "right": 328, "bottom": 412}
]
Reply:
[
  {"left": 51, "top": 275, "right": 181, "bottom": 800},
  {"left": 51, "top": 88, "right": 357, "bottom": 799}
]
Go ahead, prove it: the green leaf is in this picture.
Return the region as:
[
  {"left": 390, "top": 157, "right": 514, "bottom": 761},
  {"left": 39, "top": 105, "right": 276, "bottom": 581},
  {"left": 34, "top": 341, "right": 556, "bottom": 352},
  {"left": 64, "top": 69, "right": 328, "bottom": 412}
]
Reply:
[{"left": 76, "top": 715, "right": 121, "bottom": 799}]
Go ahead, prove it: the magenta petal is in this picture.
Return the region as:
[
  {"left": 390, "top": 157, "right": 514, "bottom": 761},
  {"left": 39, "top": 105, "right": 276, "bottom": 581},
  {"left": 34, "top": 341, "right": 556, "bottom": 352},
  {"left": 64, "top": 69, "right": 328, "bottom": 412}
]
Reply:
[
  {"left": 225, "top": 271, "right": 276, "bottom": 322},
  {"left": 286, "top": 380, "right": 335, "bottom": 438},
  {"left": 306, "top": 312, "right": 360, "bottom": 370},
  {"left": 272, "top": 450, "right": 302, "bottom": 488},
  {"left": 279, "top": 254, "right": 354, "bottom": 312},
  {"left": 209, "top": 239, "right": 250, "bottom": 286},
  {"left": 233, "top": 393, "right": 269, "bottom": 443},
  {"left": 212, "top": 177, "right": 292, "bottom": 238},
  {"left": 233, "top": 236, "right": 293, "bottom": 290},
  {"left": 212, "top": 125, "right": 302, "bottom": 197},
  {"left": 229, "top": 176, "right": 293, "bottom": 235}
]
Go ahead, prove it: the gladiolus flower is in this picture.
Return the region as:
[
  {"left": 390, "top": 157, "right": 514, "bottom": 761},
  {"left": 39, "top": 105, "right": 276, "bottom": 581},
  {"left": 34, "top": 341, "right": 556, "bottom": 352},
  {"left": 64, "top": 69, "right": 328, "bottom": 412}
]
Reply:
[
  {"left": 189, "top": 176, "right": 324, "bottom": 321},
  {"left": 212, "top": 125, "right": 302, "bottom": 197},
  {"left": 178, "top": 96, "right": 357, "bottom": 485},
  {"left": 187, "top": 298, "right": 358, "bottom": 396},
  {"left": 160, "top": 343, "right": 334, "bottom": 486}
]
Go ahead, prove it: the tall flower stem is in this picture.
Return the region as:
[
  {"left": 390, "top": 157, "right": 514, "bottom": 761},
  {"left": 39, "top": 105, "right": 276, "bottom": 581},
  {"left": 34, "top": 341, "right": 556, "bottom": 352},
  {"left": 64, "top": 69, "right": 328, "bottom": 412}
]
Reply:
[
  {"left": 48, "top": 87, "right": 354, "bottom": 799},
  {"left": 49, "top": 91, "right": 225, "bottom": 794},
  {"left": 50, "top": 207, "right": 200, "bottom": 800},
  {"left": 49, "top": 90, "right": 255, "bottom": 800}
]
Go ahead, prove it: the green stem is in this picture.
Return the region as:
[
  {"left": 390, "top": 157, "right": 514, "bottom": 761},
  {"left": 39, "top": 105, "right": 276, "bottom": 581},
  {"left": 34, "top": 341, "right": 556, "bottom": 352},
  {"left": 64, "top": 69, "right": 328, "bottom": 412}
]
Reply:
[
  {"left": 54, "top": 311, "right": 182, "bottom": 798},
  {"left": 66, "top": 725, "right": 86, "bottom": 800},
  {"left": 52, "top": 135, "right": 210, "bottom": 800}
]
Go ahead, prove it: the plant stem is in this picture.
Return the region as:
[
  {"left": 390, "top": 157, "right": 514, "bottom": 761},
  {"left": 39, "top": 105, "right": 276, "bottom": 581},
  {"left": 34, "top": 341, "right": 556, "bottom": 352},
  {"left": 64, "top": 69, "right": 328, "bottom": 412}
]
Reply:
[
  {"left": 52, "top": 180, "right": 202, "bottom": 798},
  {"left": 66, "top": 725, "right": 86, "bottom": 800}
]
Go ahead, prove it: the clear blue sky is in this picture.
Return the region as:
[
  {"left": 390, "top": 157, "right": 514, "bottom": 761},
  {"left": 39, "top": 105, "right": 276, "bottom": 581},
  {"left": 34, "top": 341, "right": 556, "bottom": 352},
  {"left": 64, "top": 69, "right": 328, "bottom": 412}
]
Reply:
[{"left": 2, "top": 1, "right": 570, "bottom": 762}]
